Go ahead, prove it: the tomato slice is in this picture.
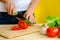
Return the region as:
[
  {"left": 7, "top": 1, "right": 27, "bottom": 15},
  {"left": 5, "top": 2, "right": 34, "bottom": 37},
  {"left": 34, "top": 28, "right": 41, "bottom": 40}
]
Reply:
[{"left": 11, "top": 26, "right": 22, "bottom": 30}]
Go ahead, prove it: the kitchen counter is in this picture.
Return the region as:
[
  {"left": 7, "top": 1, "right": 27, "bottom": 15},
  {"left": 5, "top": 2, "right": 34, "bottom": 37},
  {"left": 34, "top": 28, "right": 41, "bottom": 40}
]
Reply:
[{"left": 0, "top": 24, "right": 59, "bottom": 40}]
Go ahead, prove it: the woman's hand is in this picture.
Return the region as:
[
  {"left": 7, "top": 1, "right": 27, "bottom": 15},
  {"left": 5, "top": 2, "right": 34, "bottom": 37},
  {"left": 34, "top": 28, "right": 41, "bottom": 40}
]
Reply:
[
  {"left": 23, "top": 11, "right": 36, "bottom": 23},
  {"left": 23, "top": 0, "right": 39, "bottom": 23},
  {"left": 4, "top": 0, "right": 16, "bottom": 15}
]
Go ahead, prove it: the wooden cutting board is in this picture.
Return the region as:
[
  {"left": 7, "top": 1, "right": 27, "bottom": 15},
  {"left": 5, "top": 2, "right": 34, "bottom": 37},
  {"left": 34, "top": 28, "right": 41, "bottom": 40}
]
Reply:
[{"left": 0, "top": 24, "right": 40, "bottom": 39}]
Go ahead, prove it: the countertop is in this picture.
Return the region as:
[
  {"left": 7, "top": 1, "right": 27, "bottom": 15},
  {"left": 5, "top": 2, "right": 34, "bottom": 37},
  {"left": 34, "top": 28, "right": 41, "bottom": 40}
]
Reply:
[{"left": 0, "top": 24, "right": 59, "bottom": 40}]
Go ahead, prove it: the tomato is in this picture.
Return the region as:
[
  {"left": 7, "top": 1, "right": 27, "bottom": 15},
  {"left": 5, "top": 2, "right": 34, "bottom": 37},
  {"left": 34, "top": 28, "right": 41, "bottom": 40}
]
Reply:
[
  {"left": 58, "top": 26, "right": 60, "bottom": 38},
  {"left": 58, "top": 26, "right": 60, "bottom": 31},
  {"left": 18, "top": 20, "right": 28, "bottom": 29},
  {"left": 12, "top": 26, "right": 21, "bottom": 30},
  {"left": 58, "top": 31, "right": 60, "bottom": 38},
  {"left": 11, "top": 20, "right": 29, "bottom": 30},
  {"left": 47, "top": 27, "right": 58, "bottom": 37}
]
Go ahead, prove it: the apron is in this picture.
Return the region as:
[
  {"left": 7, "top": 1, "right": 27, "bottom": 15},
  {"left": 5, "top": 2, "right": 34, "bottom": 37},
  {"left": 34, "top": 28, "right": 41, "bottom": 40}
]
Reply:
[{"left": 0, "top": 11, "right": 26, "bottom": 24}]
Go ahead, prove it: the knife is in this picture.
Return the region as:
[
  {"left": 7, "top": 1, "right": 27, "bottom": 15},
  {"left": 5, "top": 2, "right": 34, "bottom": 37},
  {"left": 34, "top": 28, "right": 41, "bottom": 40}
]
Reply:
[{"left": 14, "top": 12, "right": 33, "bottom": 25}]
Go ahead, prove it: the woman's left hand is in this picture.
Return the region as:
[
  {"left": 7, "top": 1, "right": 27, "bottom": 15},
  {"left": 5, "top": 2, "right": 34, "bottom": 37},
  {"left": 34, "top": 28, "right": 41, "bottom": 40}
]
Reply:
[
  {"left": 23, "top": 12, "right": 36, "bottom": 23},
  {"left": 4, "top": 0, "right": 16, "bottom": 15}
]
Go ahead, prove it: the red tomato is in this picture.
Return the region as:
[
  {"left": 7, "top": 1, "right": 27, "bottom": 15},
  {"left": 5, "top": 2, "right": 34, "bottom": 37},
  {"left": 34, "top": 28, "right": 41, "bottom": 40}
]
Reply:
[
  {"left": 12, "top": 26, "right": 21, "bottom": 30},
  {"left": 18, "top": 20, "right": 28, "bottom": 29},
  {"left": 58, "top": 26, "right": 60, "bottom": 31},
  {"left": 58, "top": 31, "right": 60, "bottom": 38},
  {"left": 47, "top": 27, "right": 58, "bottom": 37},
  {"left": 58, "top": 26, "right": 60, "bottom": 38}
]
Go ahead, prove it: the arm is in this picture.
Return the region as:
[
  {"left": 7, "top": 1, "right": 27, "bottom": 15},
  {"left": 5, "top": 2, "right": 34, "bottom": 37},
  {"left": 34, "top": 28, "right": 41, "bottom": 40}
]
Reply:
[
  {"left": 0, "top": 0, "right": 7, "bottom": 3},
  {"left": 24, "top": 0, "right": 39, "bottom": 23},
  {"left": 26, "top": 0, "right": 40, "bottom": 14},
  {"left": 0, "top": 0, "right": 13, "bottom": 3},
  {"left": 0, "top": 0, "right": 16, "bottom": 15}
]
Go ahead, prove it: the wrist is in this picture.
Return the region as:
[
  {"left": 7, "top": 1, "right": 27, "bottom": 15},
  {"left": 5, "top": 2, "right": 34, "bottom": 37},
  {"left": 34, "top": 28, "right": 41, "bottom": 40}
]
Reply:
[
  {"left": 0, "top": 0, "right": 6, "bottom": 3},
  {"left": 4, "top": 0, "right": 13, "bottom": 4},
  {"left": 26, "top": 10, "right": 34, "bottom": 15}
]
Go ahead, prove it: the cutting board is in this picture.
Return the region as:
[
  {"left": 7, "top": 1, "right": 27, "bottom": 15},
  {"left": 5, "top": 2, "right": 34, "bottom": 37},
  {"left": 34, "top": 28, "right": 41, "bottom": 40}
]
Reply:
[{"left": 0, "top": 24, "right": 40, "bottom": 39}]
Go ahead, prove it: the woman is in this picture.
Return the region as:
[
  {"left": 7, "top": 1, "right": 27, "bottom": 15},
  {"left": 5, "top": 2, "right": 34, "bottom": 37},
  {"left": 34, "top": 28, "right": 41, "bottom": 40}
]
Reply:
[{"left": 0, "top": 0, "right": 39, "bottom": 24}]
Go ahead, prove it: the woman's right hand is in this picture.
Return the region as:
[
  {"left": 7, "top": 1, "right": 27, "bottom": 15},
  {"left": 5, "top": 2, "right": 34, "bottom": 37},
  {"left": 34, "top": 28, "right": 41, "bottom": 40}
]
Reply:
[{"left": 4, "top": 0, "right": 16, "bottom": 15}]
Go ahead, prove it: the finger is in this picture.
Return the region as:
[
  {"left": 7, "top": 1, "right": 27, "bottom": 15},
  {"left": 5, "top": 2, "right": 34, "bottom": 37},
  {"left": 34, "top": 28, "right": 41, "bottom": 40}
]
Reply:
[
  {"left": 31, "top": 18, "right": 34, "bottom": 23},
  {"left": 28, "top": 16, "right": 30, "bottom": 20},
  {"left": 26, "top": 15, "right": 28, "bottom": 19},
  {"left": 23, "top": 13, "right": 28, "bottom": 19},
  {"left": 13, "top": 7, "right": 16, "bottom": 15},
  {"left": 29, "top": 15, "right": 32, "bottom": 22},
  {"left": 23, "top": 13, "right": 26, "bottom": 18},
  {"left": 26, "top": 14, "right": 30, "bottom": 19},
  {"left": 32, "top": 16, "right": 36, "bottom": 23},
  {"left": 4, "top": 5, "right": 8, "bottom": 12},
  {"left": 9, "top": 5, "right": 13, "bottom": 15},
  {"left": 32, "top": 18, "right": 36, "bottom": 23},
  {"left": 10, "top": 4, "right": 16, "bottom": 15},
  {"left": 23, "top": 14, "right": 25, "bottom": 17},
  {"left": 6, "top": 4, "right": 11, "bottom": 15},
  {"left": 7, "top": 4, "right": 11, "bottom": 14},
  {"left": 29, "top": 15, "right": 36, "bottom": 23},
  {"left": 8, "top": 5, "right": 10, "bottom": 14},
  {"left": 5, "top": 4, "right": 10, "bottom": 13}
]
